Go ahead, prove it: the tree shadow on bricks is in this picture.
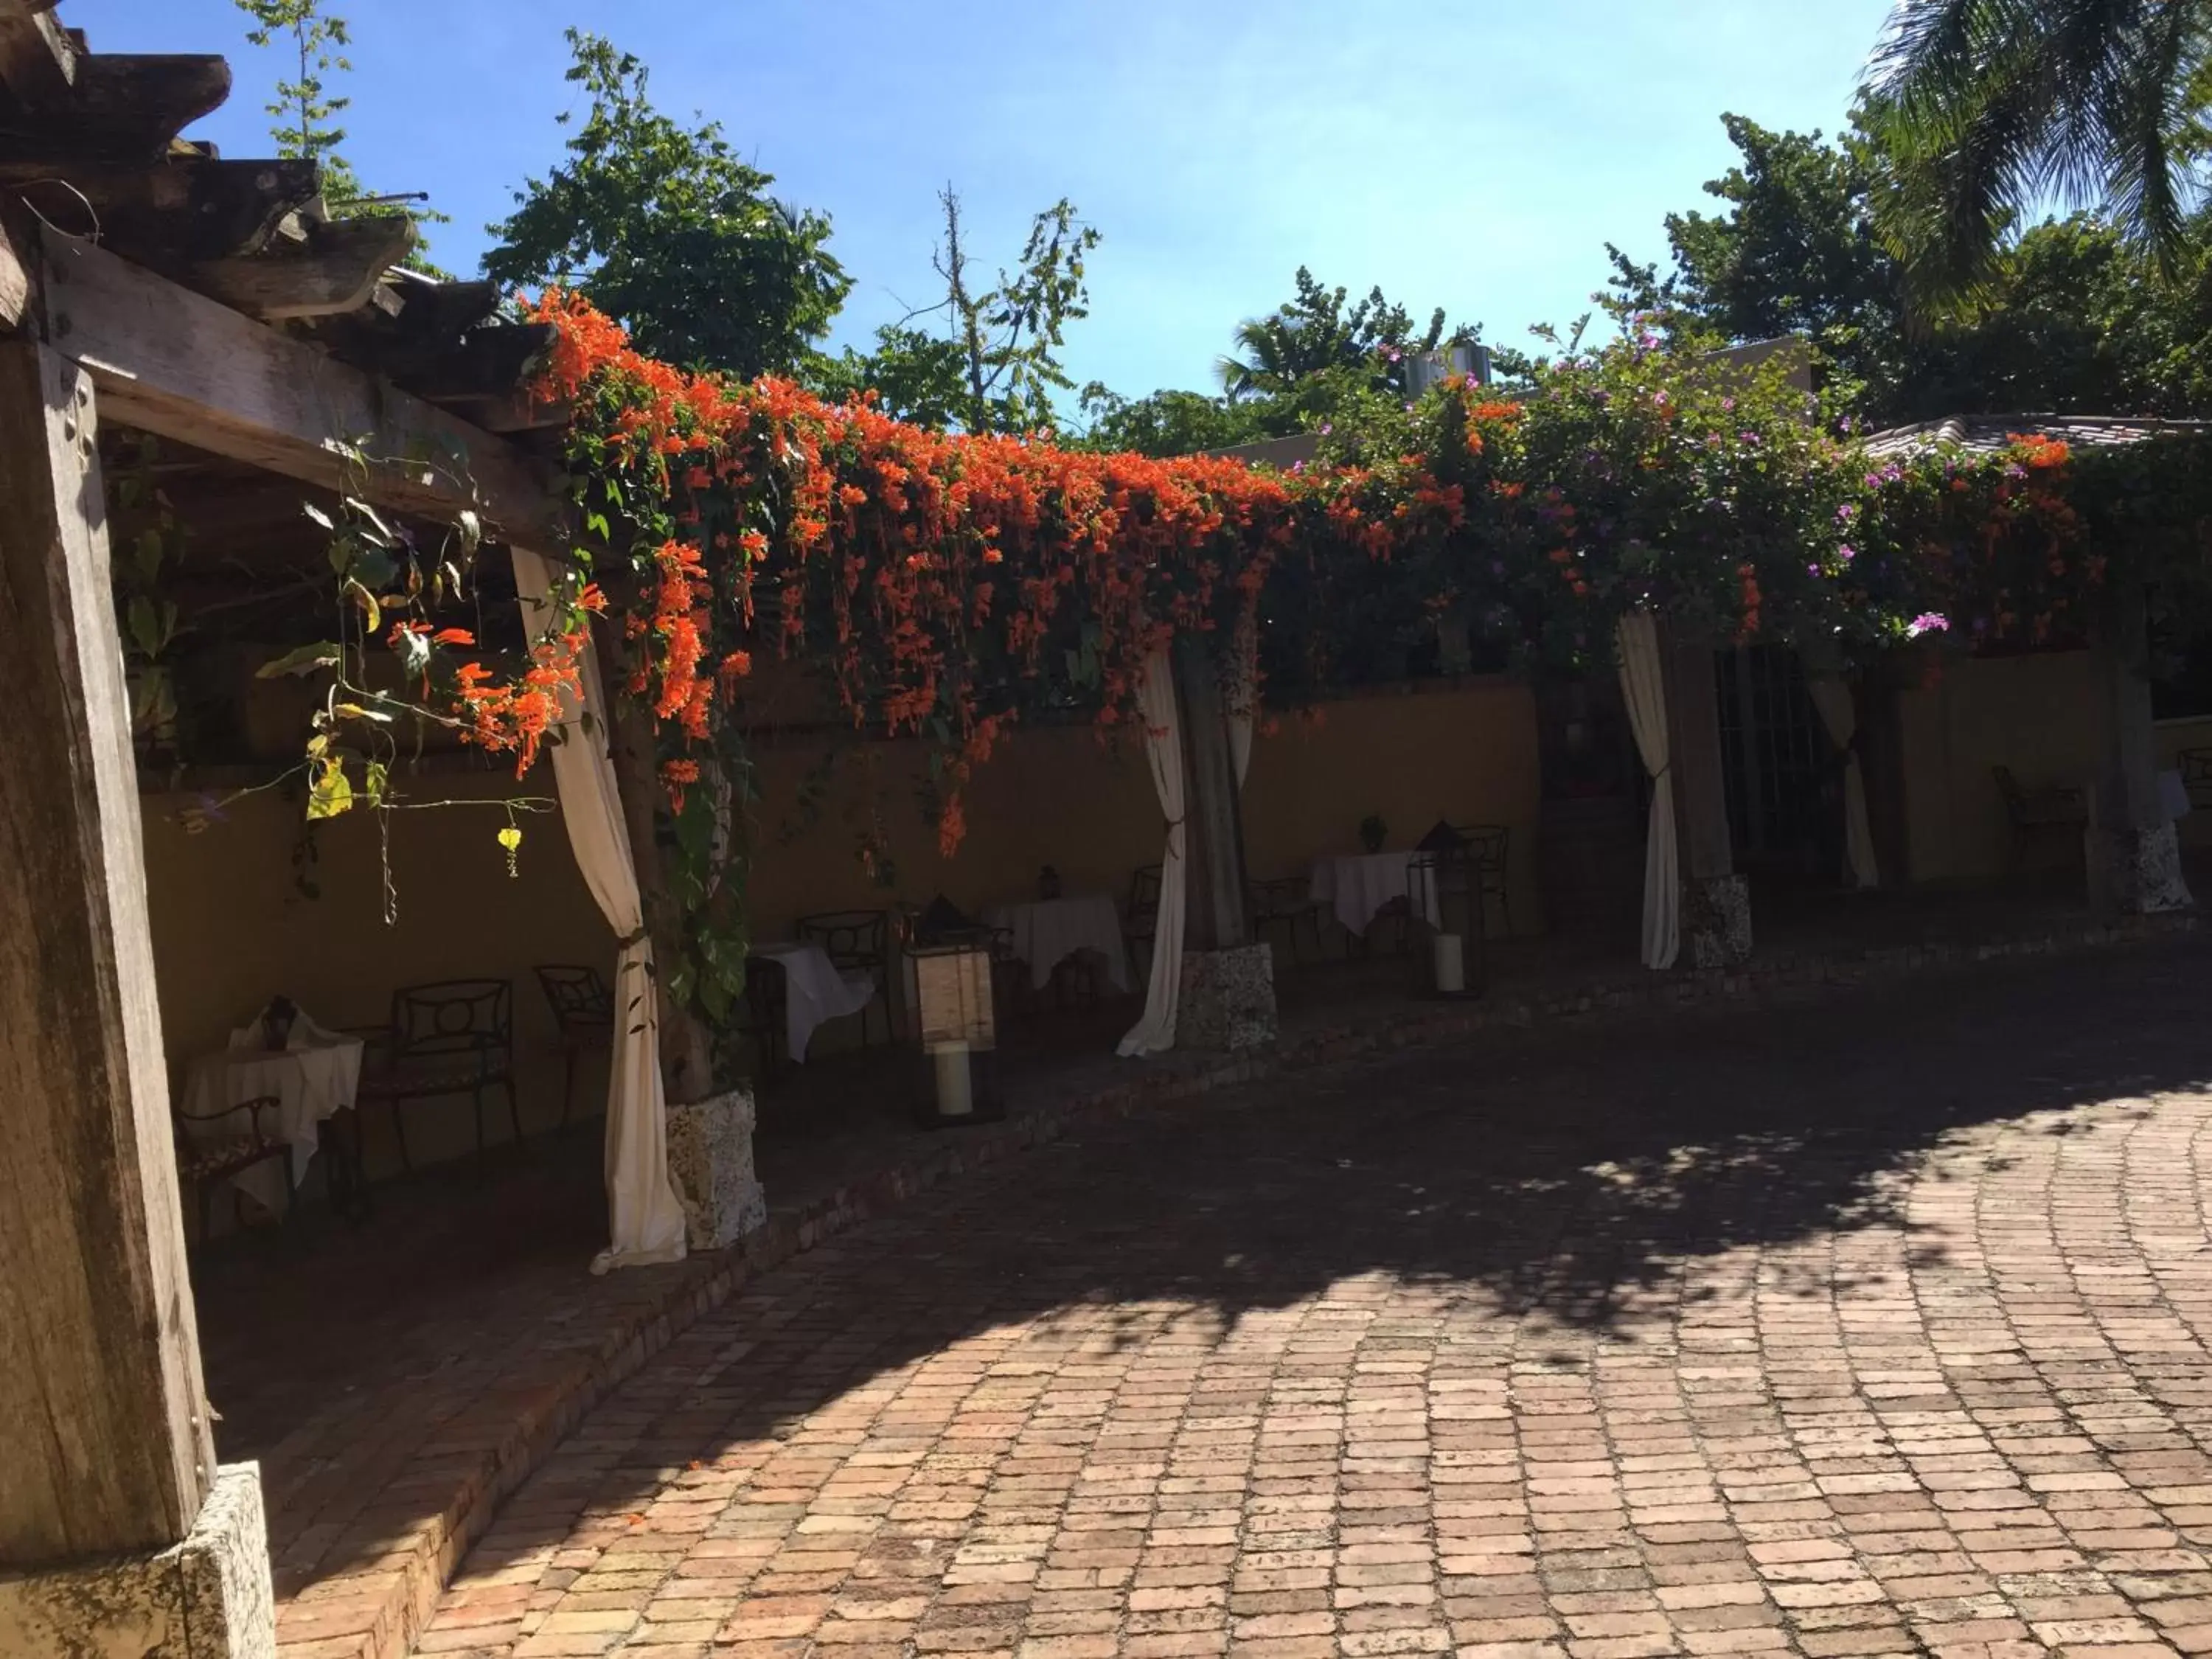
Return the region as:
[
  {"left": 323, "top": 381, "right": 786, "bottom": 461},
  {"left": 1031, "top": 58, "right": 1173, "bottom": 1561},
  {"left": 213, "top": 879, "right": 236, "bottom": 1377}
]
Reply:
[{"left": 456, "top": 937, "right": 2212, "bottom": 1573}]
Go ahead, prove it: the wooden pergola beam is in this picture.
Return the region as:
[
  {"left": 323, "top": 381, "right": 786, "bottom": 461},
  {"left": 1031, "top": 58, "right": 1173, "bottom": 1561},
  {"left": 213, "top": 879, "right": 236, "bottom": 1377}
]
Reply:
[{"left": 38, "top": 224, "right": 570, "bottom": 547}]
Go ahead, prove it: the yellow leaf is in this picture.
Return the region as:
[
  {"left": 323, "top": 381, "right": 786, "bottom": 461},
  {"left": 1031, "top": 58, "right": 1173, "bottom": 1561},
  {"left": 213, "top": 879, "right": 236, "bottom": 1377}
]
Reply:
[{"left": 496, "top": 825, "right": 523, "bottom": 852}]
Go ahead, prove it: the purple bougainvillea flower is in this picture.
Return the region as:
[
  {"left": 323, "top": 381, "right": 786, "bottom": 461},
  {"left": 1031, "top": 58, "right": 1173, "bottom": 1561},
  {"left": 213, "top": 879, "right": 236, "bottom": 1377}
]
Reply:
[{"left": 1906, "top": 613, "right": 1950, "bottom": 638}]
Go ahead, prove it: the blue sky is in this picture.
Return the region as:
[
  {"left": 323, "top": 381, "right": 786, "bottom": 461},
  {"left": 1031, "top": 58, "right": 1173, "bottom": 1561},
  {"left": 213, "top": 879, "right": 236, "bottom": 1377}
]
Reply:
[{"left": 80, "top": 1, "right": 1895, "bottom": 397}]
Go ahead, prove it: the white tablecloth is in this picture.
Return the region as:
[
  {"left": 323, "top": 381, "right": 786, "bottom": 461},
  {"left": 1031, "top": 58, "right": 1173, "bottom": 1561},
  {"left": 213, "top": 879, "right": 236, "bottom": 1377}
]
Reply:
[
  {"left": 1310, "top": 852, "right": 1441, "bottom": 936},
  {"left": 180, "top": 1016, "right": 363, "bottom": 1211},
  {"left": 753, "top": 942, "right": 878, "bottom": 1062},
  {"left": 984, "top": 894, "right": 1133, "bottom": 992},
  {"left": 2160, "top": 768, "right": 2192, "bottom": 822}
]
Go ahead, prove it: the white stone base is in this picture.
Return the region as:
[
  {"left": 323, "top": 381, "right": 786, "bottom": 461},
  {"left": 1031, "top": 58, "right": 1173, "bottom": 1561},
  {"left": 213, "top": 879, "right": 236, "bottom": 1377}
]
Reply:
[
  {"left": 2087, "top": 822, "right": 2195, "bottom": 917},
  {"left": 667, "top": 1088, "right": 768, "bottom": 1251},
  {"left": 0, "top": 1463, "right": 274, "bottom": 1658},
  {"left": 1175, "top": 945, "right": 1278, "bottom": 1051}
]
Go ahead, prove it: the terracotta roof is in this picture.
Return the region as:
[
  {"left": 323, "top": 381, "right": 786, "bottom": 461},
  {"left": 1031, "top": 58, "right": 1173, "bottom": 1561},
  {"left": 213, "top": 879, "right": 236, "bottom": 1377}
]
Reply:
[{"left": 1860, "top": 414, "right": 2212, "bottom": 459}]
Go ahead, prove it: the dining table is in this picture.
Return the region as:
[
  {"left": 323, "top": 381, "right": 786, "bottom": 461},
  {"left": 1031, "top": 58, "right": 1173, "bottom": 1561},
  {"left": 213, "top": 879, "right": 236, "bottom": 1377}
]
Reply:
[
  {"left": 751, "top": 940, "right": 879, "bottom": 1062},
  {"left": 179, "top": 1012, "right": 364, "bottom": 1211},
  {"left": 1309, "top": 851, "right": 1441, "bottom": 938},
  {"left": 984, "top": 892, "right": 1133, "bottom": 994}
]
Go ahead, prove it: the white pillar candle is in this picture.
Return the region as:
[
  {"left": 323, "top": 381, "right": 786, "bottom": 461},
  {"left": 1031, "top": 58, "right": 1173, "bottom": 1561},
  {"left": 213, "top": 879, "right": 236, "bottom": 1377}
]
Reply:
[
  {"left": 933, "top": 1042, "right": 975, "bottom": 1117},
  {"left": 1433, "top": 933, "right": 1465, "bottom": 995}
]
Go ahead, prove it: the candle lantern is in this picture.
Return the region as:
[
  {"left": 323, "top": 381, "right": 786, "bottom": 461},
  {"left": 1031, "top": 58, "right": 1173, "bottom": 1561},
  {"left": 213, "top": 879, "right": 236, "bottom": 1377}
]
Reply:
[
  {"left": 1409, "top": 835, "right": 1485, "bottom": 1001},
  {"left": 908, "top": 935, "right": 1002, "bottom": 1125}
]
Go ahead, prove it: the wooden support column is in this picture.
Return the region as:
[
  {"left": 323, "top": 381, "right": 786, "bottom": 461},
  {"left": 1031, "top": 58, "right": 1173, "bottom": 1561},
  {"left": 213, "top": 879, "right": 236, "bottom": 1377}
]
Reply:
[
  {"left": 0, "top": 342, "right": 215, "bottom": 1564},
  {"left": 1662, "top": 620, "right": 1753, "bottom": 965},
  {"left": 1172, "top": 633, "right": 1250, "bottom": 953}
]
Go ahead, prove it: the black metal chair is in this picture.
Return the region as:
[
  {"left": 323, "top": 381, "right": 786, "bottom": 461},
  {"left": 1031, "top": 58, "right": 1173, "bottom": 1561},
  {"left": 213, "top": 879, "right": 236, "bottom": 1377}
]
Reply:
[
  {"left": 796, "top": 910, "right": 891, "bottom": 1044},
  {"left": 173, "top": 1093, "right": 293, "bottom": 1244},
  {"left": 2182, "top": 748, "right": 2212, "bottom": 812},
  {"left": 740, "top": 953, "right": 791, "bottom": 1080},
  {"left": 1250, "top": 876, "right": 1326, "bottom": 967},
  {"left": 1124, "top": 864, "right": 1164, "bottom": 981},
  {"left": 1992, "top": 766, "right": 2087, "bottom": 868},
  {"left": 535, "top": 964, "right": 613, "bottom": 1127},
  {"left": 1450, "top": 823, "right": 1513, "bottom": 938},
  {"left": 354, "top": 978, "right": 519, "bottom": 1172}
]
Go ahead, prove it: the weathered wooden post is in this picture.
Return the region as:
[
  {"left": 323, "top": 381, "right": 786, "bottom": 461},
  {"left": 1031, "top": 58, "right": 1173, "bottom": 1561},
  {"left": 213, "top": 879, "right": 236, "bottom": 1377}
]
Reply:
[{"left": 0, "top": 341, "right": 274, "bottom": 1655}]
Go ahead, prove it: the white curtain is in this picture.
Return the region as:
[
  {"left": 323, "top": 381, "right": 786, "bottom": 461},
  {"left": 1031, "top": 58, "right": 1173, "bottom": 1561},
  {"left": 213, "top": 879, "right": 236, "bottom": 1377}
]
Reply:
[
  {"left": 1117, "top": 646, "right": 1188, "bottom": 1057},
  {"left": 1615, "top": 611, "right": 1680, "bottom": 970},
  {"left": 1806, "top": 674, "right": 1878, "bottom": 890},
  {"left": 511, "top": 547, "right": 689, "bottom": 1273}
]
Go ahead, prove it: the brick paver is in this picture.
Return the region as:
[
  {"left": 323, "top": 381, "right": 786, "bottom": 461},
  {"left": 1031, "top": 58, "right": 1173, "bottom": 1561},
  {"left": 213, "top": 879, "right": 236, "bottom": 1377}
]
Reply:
[{"left": 424, "top": 943, "right": 2212, "bottom": 1659}]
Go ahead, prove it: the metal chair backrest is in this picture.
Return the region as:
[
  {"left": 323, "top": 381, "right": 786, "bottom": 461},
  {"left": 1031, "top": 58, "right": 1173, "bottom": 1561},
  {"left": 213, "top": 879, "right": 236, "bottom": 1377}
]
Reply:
[
  {"left": 535, "top": 964, "right": 613, "bottom": 1032},
  {"left": 174, "top": 1091, "right": 284, "bottom": 1150},
  {"left": 389, "top": 978, "right": 512, "bottom": 1064},
  {"left": 1127, "top": 864, "right": 1164, "bottom": 928},
  {"left": 1449, "top": 824, "right": 1511, "bottom": 875},
  {"left": 796, "top": 911, "right": 889, "bottom": 973}
]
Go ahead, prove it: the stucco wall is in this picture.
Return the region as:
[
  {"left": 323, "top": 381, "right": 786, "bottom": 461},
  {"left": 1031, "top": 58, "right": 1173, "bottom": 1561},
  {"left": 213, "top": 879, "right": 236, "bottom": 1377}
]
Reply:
[
  {"left": 145, "top": 678, "right": 1546, "bottom": 1186},
  {"left": 1896, "top": 650, "right": 2105, "bottom": 883},
  {"left": 142, "top": 768, "right": 611, "bottom": 1183},
  {"left": 738, "top": 676, "right": 1545, "bottom": 945},
  {"left": 1893, "top": 650, "right": 2212, "bottom": 883}
]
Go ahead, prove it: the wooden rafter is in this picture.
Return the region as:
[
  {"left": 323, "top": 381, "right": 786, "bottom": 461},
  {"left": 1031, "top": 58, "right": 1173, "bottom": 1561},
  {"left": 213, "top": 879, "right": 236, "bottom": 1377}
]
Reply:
[
  {"left": 0, "top": 0, "right": 74, "bottom": 109},
  {"left": 192, "top": 212, "right": 416, "bottom": 321},
  {"left": 0, "top": 54, "right": 232, "bottom": 167},
  {"left": 41, "top": 226, "right": 570, "bottom": 548}
]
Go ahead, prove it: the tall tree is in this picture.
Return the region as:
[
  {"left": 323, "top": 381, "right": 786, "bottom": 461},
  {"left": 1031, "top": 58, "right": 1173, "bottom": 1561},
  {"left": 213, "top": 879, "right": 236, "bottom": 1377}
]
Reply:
[
  {"left": 1611, "top": 112, "right": 2212, "bottom": 424},
  {"left": 1217, "top": 268, "right": 1450, "bottom": 401},
  {"left": 1863, "top": 0, "right": 2212, "bottom": 296},
  {"left": 486, "top": 31, "right": 850, "bottom": 378}
]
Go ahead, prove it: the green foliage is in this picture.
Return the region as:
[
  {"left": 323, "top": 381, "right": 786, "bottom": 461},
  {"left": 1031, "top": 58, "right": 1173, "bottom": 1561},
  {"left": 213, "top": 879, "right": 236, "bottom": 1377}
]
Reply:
[
  {"left": 1072, "top": 384, "right": 1270, "bottom": 457},
  {"left": 1218, "top": 267, "right": 1452, "bottom": 401},
  {"left": 811, "top": 324, "right": 971, "bottom": 428},
  {"left": 1610, "top": 112, "right": 2212, "bottom": 425},
  {"left": 1862, "top": 0, "right": 2212, "bottom": 297},
  {"left": 486, "top": 30, "right": 851, "bottom": 378},
  {"left": 1075, "top": 268, "right": 1467, "bottom": 459}
]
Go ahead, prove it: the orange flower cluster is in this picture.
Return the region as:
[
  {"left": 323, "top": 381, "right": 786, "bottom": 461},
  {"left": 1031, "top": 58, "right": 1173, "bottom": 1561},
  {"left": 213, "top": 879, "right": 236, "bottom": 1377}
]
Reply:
[{"left": 519, "top": 291, "right": 1427, "bottom": 849}]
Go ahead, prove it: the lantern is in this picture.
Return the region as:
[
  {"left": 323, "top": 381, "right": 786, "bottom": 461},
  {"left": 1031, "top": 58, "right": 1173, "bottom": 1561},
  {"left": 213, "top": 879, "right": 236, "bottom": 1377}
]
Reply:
[{"left": 908, "top": 937, "right": 998, "bottom": 1122}]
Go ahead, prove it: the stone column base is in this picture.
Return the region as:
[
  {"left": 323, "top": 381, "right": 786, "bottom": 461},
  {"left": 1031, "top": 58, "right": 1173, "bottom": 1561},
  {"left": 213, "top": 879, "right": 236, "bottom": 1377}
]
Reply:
[
  {"left": 1683, "top": 874, "right": 1753, "bottom": 969},
  {"left": 2087, "top": 822, "right": 2195, "bottom": 917},
  {"left": 1176, "top": 944, "right": 1277, "bottom": 1051},
  {"left": 0, "top": 1462, "right": 274, "bottom": 1658},
  {"left": 667, "top": 1088, "right": 767, "bottom": 1251}
]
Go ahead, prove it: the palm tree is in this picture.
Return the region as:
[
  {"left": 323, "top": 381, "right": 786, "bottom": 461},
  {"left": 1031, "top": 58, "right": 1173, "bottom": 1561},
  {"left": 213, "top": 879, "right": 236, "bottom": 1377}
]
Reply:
[
  {"left": 1216, "top": 317, "right": 1302, "bottom": 402},
  {"left": 1864, "top": 0, "right": 2212, "bottom": 297}
]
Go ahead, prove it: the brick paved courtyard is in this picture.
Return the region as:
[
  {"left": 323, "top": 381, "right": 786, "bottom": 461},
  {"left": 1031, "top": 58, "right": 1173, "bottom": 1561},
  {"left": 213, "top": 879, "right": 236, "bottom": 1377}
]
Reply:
[{"left": 422, "top": 941, "right": 2212, "bottom": 1659}]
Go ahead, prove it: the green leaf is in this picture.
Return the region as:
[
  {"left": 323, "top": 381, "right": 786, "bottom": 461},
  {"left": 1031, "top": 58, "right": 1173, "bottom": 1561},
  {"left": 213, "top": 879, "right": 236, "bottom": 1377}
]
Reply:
[
  {"left": 363, "top": 759, "right": 389, "bottom": 809},
  {"left": 306, "top": 759, "right": 354, "bottom": 821},
  {"left": 125, "top": 595, "right": 164, "bottom": 658},
  {"left": 344, "top": 577, "right": 382, "bottom": 633},
  {"left": 302, "top": 502, "right": 335, "bottom": 531},
  {"left": 257, "top": 641, "right": 344, "bottom": 679}
]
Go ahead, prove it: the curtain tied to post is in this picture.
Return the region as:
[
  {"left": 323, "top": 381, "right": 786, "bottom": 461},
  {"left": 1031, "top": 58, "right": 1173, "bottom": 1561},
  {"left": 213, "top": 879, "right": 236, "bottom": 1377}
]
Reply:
[{"left": 509, "top": 547, "right": 689, "bottom": 1273}]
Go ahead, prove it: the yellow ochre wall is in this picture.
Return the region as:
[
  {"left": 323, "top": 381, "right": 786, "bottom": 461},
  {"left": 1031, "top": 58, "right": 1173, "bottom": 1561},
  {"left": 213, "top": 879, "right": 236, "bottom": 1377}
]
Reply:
[
  {"left": 142, "top": 677, "right": 1545, "bottom": 1178},
  {"left": 737, "top": 677, "right": 1543, "bottom": 944},
  {"left": 141, "top": 768, "right": 611, "bottom": 1179},
  {"left": 1893, "top": 650, "right": 2212, "bottom": 883}
]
